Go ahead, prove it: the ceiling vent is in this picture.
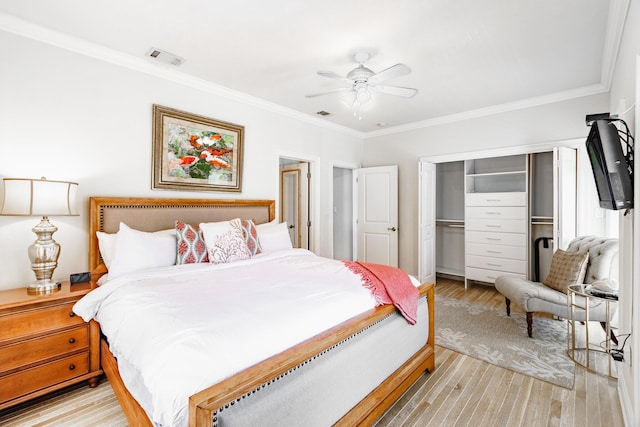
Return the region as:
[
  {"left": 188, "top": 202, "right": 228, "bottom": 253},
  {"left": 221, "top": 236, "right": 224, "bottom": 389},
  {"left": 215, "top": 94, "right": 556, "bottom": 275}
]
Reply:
[
  {"left": 145, "top": 48, "right": 185, "bottom": 67},
  {"left": 316, "top": 111, "right": 331, "bottom": 116}
]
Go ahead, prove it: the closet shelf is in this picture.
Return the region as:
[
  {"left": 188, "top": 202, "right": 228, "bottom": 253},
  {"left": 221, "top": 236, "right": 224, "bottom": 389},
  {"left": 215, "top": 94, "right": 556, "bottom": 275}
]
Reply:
[
  {"left": 436, "top": 219, "right": 465, "bottom": 228},
  {"left": 465, "top": 170, "right": 526, "bottom": 178},
  {"left": 531, "top": 216, "right": 554, "bottom": 225}
]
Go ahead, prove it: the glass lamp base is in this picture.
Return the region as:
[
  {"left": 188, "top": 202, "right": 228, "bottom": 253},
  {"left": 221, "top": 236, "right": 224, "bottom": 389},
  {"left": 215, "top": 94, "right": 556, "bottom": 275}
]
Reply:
[{"left": 27, "top": 280, "right": 61, "bottom": 295}]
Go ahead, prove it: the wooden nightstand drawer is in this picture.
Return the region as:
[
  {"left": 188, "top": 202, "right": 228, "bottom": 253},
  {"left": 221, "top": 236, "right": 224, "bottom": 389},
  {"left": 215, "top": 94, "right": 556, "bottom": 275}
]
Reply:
[
  {"left": 0, "top": 326, "right": 88, "bottom": 374},
  {"left": 0, "top": 302, "right": 84, "bottom": 343},
  {"left": 0, "top": 281, "right": 102, "bottom": 410},
  {"left": 0, "top": 352, "right": 89, "bottom": 403}
]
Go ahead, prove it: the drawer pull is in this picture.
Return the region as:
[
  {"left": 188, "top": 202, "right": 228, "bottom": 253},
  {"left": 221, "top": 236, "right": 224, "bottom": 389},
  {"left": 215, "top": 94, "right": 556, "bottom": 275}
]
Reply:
[
  {"left": 485, "top": 199, "right": 501, "bottom": 202},
  {"left": 486, "top": 212, "right": 501, "bottom": 215},
  {"left": 487, "top": 250, "right": 501, "bottom": 254},
  {"left": 69, "top": 364, "right": 76, "bottom": 371},
  {"left": 69, "top": 312, "right": 76, "bottom": 318},
  {"left": 69, "top": 338, "right": 76, "bottom": 344},
  {"left": 487, "top": 263, "right": 502, "bottom": 267},
  {"left": 485, "top": 237, "right": 501, "bottom": 241},
  {"left": 486, "top": 225, "right": 501, "bottom": 228}
]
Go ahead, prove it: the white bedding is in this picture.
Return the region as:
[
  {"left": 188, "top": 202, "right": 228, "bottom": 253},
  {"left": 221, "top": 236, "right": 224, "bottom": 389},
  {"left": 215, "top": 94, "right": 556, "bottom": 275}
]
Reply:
[{"left": 74, "top": 249, "right": 418, "bottom": 426}]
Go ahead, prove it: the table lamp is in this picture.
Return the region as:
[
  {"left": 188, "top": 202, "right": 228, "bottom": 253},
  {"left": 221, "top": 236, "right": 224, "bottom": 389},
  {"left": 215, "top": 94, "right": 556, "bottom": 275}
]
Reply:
[{"left": 1, "top": 177, "right": 79, "bottom": 294}]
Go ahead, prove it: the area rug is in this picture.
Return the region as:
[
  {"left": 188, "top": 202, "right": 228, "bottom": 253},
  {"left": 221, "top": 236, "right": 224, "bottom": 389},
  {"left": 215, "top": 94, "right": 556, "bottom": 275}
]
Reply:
[{"left": 435, "top": 295, "right": 575, "bottom": 389}]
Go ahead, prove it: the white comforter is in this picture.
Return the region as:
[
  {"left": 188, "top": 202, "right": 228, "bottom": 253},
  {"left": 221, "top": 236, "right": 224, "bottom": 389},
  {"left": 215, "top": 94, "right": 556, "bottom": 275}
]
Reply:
[{"left": 74, "top": 249, "right": 398, "bottom": 426}]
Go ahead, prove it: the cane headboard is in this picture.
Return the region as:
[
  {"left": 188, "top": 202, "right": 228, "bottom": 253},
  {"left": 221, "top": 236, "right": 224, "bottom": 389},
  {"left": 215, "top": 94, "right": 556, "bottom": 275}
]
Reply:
[{"left": 88, "top": 197, "right": 275, "bottom": 273}]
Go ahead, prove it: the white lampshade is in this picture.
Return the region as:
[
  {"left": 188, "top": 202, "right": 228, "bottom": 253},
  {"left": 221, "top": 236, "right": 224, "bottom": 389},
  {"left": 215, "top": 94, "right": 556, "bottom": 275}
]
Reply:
[{"left": 1, "top": 177, "right": 79, "bottom": 217}]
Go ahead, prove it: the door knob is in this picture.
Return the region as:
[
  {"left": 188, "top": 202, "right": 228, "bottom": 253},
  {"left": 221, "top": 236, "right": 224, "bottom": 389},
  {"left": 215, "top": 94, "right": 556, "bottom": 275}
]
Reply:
[
  {"left": 289, "top": 225, "right": 295, "bottom": 229},
  {"left": 387, "top": 227, "right": 397, "bottom": 232}
]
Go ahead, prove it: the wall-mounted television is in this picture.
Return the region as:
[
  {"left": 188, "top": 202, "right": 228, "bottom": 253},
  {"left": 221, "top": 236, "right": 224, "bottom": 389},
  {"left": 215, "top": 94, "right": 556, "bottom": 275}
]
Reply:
[{"left": 585, "top": 118, "right": 634, "bottom": 211}]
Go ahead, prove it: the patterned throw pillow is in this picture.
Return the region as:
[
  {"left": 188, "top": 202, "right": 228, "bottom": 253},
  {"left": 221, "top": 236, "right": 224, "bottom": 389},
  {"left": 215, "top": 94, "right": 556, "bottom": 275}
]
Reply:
[
  {"left": 543, "top": 249, "right": 589, "bottom": 293},
  {"left": 200, "top": 219, "right": 251, "bottom": 265},
  {"left": 240, "top": 219, "right": 262, "bottom": 256},
  {"left": 175, "top": 221, "right": 209, "bottom": 264}
]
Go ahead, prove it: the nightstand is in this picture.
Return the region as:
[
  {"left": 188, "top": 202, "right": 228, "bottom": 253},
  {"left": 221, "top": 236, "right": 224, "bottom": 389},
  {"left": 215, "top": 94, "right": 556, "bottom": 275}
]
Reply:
[{"left": 0, "top": 280, "right": 103, "bottom": 410}]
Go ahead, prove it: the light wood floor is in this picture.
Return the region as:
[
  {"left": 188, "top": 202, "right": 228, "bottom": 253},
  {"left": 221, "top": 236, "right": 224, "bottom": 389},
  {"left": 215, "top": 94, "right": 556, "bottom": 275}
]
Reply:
[
  {"left": 0, "top": 278, "right": 624, "bottom": 426},
  {"left": 375, "top": 277, "right": 624, "bottom": 427}
]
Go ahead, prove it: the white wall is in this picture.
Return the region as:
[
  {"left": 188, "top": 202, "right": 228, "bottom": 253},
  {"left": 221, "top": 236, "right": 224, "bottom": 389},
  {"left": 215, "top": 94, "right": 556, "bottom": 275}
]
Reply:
[
  {"left": 362, "top": 93, "right": 609, "bottom": 276},
  {"left": 607, "top": 0, "right": 639, "bottom": 424},
  {"left": 0, "top": 30, "right": 363, "bottom": 290}
]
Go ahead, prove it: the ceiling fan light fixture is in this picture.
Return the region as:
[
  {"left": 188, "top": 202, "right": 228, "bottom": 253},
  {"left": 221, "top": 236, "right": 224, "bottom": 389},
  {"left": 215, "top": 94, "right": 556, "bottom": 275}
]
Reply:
[
  {"left": 350, "top": 84, "right": 373, "bottom": 120},
  {"left": 353, "top": 85, "right": 371, "bottom": 120},
  {"left": 307, "top": 52, "right": 415, "bottom": 121},
  {"left": 355, "top": 84, "right": 371, "bottom": 104}
]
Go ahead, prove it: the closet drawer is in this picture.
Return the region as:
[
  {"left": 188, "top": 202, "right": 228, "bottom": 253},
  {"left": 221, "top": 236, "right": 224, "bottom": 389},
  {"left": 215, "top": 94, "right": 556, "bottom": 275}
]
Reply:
[
  {"left": 466, "top": 206, "right": 527, "bottom": 220},
  {"left": 465, "top": 219, "right": 527, "bottom": 233},
  {"left": 466, "top": 231, "right": 527, "bottom": 246},
  {"left": 466, "top": 243, "right": 526, "bottom": 260},
  {"left": 465, "top": 267, "right": 526, "bottom": 284},
  {"left": 466, "top": 255, "right": 526, "bottom": 274},
  {"left": 466, "top": 192, "right": 526, "bottom": 207}
]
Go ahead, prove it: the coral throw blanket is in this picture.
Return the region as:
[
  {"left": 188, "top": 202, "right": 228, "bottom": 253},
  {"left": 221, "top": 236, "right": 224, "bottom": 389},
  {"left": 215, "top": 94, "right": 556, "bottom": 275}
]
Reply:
[{"left": 343, "top": 261, "right": 419, "bottom": 325}]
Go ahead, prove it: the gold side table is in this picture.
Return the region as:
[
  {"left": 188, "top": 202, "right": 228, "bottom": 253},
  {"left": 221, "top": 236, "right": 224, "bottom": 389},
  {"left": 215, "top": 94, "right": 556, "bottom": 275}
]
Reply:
[{"left": 567, "top": 284, "right": 618, "bottom": 378}]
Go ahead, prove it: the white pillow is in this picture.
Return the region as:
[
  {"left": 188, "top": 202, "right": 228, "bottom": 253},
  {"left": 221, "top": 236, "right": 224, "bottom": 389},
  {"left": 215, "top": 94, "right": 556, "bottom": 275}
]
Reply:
[
  {"left": 96, "top": 231, "right": 118, "bottom": 269},
  {"left": 107, "top": 223, "right": 177, "bottom": 279},
  {"left": 256, "top": 222, "right": 293, "bottom": 253},
  {"left": 97, "top": 228, "right": 175, "bottom": 269},
  {"left": 199, "top": 218, "right": 251, "bottom": 264}
]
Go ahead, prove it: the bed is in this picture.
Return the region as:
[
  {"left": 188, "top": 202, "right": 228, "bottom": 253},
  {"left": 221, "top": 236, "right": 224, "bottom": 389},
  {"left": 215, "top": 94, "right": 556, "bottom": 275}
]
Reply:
[{"left": 78, "top": 196, "right": 435, "bottom": 426}]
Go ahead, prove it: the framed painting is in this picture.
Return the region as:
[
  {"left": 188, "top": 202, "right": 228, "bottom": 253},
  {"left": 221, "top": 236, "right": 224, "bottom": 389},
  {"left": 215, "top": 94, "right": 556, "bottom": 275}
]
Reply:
[{"left": 152, "top": 105, "right": 244, "bottom": 192}]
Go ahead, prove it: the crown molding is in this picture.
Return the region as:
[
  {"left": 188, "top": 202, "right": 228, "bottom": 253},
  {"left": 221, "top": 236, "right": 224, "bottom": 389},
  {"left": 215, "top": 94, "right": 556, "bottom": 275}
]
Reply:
[
  {"left": 600, "top": 0, "right": 631, "bottom": 90},
  {"left": 0, "top": 12, "right": 364, "bottom": 139},
  {"left": 364, "top": 83, "right": 609, "bottom": 138}
]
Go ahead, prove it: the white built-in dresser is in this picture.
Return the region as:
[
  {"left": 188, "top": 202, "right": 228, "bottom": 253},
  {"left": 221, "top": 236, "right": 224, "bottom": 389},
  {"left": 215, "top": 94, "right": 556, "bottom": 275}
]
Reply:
[{"left": 464, "top": 155, "right": 528, "bottom": 289}]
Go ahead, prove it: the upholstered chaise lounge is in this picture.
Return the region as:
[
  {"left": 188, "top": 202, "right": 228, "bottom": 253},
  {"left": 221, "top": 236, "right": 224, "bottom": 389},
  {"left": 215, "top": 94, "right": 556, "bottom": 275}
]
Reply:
[{"left": 494, "top": 236, "right": 618, "bottom": 338}]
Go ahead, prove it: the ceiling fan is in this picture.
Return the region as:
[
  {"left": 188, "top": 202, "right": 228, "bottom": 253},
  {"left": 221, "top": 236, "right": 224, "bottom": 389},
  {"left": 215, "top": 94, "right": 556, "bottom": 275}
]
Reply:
[{"left": 306, "top": 52, "right": 418, "bottom": 119}]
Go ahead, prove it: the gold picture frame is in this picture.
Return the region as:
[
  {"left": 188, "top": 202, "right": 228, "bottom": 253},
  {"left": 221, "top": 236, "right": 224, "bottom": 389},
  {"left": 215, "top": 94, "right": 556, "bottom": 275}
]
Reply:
[{"left": 152, "top": 104, "right": 244, "bottom": 192}]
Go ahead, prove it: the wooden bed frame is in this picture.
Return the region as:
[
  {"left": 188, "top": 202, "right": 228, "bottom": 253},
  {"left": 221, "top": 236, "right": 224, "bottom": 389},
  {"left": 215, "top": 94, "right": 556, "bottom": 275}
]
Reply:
[{"left": 88, "top": 196, "right": 435, "bottom": 426}]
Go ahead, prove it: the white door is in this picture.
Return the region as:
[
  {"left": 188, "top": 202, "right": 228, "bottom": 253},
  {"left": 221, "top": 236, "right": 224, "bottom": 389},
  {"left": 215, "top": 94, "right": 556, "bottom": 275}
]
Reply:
[
  {"left": 356, "top": 165, "right": 398, "bottom": 266},
  {"left": 554, "top": 147, "right": 577, "bottom": 250},
  {"left": 418, "top": 161, "right": 436, "bottom": 284}
]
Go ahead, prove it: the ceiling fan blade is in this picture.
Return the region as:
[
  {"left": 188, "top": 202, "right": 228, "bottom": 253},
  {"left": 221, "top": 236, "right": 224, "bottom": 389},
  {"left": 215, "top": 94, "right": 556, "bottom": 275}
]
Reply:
[
  {"left": 370, "top": 84, "right": 418, "bottom": 98},
  {"left": 317, "top": 70, "right": 351, "bottom": 82},
  {"left": 305, "top": 87, "right": 351, "bottom": 98},
  {"left": 369, "top": 63, "right": 411, "bottom": 83}
]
